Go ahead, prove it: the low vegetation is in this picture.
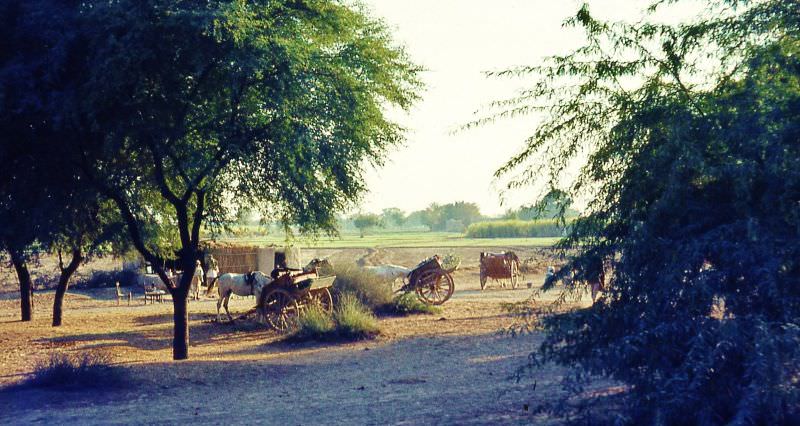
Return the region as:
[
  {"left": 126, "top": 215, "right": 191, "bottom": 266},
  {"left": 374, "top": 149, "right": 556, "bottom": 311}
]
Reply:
[
  {"left": 290, "top": 295, "right": 380, "bottom": 341},
  {"left": 465, "top": 219, "right": 567, "bottom": 238},
  {"left": 16, "top": 351, "right": 130, "bottom": 391},
  {"left": 76, "top": 269, "right": 139, "bottom": 289},
  {"left": 333, "top": 294, "right": 381, "bottom": 339},
  {"left": 291, "top": 306, "right": 336, "bottom": 341},
  {"left": 332, "top": 265, "right": 394, "bottom": 311},
  {"left": 390, "top": 292, "right": 442, "bottom": 315}
]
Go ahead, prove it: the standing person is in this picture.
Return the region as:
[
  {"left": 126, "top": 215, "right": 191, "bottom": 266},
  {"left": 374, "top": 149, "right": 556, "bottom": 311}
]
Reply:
[
  {"left": 191, "top": 260, "right": 203, "bottom": 301},
  {"left": 589, "top": 258, "right": 606, "bottom": 304},
  {"left": 205, "top": 254, "right": 219, "bottom": 296}
]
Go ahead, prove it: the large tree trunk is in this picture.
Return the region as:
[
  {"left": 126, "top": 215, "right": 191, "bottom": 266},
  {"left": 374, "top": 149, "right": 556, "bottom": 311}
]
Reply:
[
  {"left": 9, "top": 249, "right": 33, "bottom": 321},
  {"left": 172, "top": 285, "right": 190, "bottom": 360},
  {"left": 52, "top": 249, "right": 83, "bottom": 327}
]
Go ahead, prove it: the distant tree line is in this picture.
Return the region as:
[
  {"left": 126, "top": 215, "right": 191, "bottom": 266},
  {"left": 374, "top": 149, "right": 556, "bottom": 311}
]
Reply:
[{"left": 341, "top": 198, "right": 576, "bottom": 235}]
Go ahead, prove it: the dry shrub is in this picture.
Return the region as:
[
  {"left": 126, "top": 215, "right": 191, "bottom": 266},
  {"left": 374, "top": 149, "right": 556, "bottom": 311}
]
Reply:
[
  {"left": 75, "top": 269, "right": 139, "bottom": 289},
  {"left": 19, "top": 351, "right": 130, "bottom": 391},
  {"left": 332, "top": 265, "right": 394, "bottom": 310}
]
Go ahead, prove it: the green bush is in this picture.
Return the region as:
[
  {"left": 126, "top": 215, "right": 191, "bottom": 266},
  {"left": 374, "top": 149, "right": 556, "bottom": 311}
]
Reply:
[
  {"left": 332, "top": 294, "right": 380, "bottom": 339},
  {"left": 390, "top": 292, "right": 442, "bottom": 315},
  {"left": 288, "top": 295, "right": 380, "bottom": 341},
  {"left": 465, "top": 219, "right": 568, "bottom": 238},
  {"left": 292, "top": 306, "right": 336, "bottom": 340},
  {"left": 332, "top": 265, "right": 394, "bottom": 310},
  {"left": 19, "top": 351, "right": 130, "bottom": 390}
]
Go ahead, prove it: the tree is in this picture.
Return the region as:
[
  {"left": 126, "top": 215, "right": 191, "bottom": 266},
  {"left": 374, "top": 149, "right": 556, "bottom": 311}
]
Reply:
[
  {"left": 0, "top": 0, "right": 71, "bottom": 321},
  {"left": 1, "top": 0, "right": 129, "bottom": 326},
  {"left": 416, "top": 202, "right": 482, "bottom": 231},
  {"left": 352, "top": 213, "right": 383, "bottom": 237},
  {"left": 480, "top": 1, "right": 800, "bottom": 422},
  {"left": 46, "top": 0, "right": 420, "bottom": 360},
  {"left": 48, "top": 201, "right": 127, "bottom": 327},
  {"left": 381, "top": 208, "right": 406, "bottom": 228}
]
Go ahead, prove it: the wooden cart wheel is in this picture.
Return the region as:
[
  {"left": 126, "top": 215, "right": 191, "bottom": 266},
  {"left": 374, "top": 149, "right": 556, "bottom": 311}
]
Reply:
[
  {"left": 310, "top": 288, "right": 334, "bottom": 313},
  {"left": 510, "top": 260, "right": 520, "bottom": 289},
  {"left": 479, "top": 268, "right": 487, "bottom": 290},
  {"left": 415, "top": 270, "right": 454, "bottom": 305},
  {"left": 261, "top": 288, "right": 299, "bottom": 332}
]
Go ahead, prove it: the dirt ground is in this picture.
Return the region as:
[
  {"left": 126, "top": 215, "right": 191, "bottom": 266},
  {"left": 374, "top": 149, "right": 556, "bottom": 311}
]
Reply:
[{"left": 0, "top": 247, "right": 585, "bottom": 425}]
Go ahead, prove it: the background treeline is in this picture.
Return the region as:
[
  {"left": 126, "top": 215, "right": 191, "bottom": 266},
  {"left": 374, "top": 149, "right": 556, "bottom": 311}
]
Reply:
[{"left": 338, "top": 199, "right": 577, "bottom": 235}]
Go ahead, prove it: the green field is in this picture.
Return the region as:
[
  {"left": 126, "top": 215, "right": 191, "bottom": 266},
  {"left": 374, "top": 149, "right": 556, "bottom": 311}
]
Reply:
[{"left": 214, "top": 231, "right": 559, "bottom": 248}]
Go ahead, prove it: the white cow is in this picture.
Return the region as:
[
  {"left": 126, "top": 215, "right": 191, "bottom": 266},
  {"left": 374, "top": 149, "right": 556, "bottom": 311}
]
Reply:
[
  {"left": 362, "top": 264, "right": 411, "bottom": 281},
  {"left": 216, "top": 271, "right": 273, "bottom": 322}
]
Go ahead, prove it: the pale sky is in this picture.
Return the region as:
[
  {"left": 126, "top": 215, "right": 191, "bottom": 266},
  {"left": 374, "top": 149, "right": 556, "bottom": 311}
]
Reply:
[{"left": 358, "top": 0, "right": 704, "bottom": 216}]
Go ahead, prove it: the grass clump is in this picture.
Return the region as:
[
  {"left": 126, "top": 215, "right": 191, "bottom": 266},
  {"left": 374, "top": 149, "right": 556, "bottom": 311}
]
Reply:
[
  {"left": 333, "top": 294, "right": 381, "bottom": 339},
  {"left": 332, "top": 265, "right": 394, "bottom": 310},
  {"left": 292, "top": 305, "right": 336, "bottom": 340},
  {"left": 288, "top": 294, "right": 380, "bottom": 342},
  {"left": 20, "top": 351, "right": 130, "bottom": 391},
  {"left": 390, "top": 292, "right": 442, "bottom": 315}
]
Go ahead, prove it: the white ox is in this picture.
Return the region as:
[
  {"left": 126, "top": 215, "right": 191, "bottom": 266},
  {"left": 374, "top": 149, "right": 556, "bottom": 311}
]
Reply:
[
  {"left": 216, "top": 271, "right": 273, "bottom": 322},
  {"left": 362, "top": 264, "right": 411, "bottom": 281}
]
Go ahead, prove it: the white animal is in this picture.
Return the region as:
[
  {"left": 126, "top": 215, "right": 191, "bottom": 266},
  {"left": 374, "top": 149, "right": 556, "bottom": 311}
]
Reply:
[
  {"left": 216, "top": 271, "right": 273, "bottom": 322},
  {"left": 362, "top": 264, "right": 411, "bottom": 281}
]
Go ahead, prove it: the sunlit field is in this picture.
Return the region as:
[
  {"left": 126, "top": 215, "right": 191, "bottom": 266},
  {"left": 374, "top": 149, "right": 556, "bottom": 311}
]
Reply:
[{"left": 215, "top": 230, "right": 560, "bottom": 248}]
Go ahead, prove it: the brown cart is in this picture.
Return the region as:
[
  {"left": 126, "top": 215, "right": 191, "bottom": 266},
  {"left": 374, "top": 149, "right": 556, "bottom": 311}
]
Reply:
[
  {"left": 257, "top": 269, "right": 335, "bottom": 332},
  {"left": 479, "top": 251, "right": 521, "bottom": 290},
  {"left": 399, "top": 255, "right": 456, "bottom": 305}
]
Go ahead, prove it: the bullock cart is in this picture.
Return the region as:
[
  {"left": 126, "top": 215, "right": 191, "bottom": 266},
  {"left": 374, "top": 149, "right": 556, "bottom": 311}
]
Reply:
[
  {"left": 479, "top": 251, "right": 521, "bottom": 290},
  {"left": 399, "top": 255, "right": 456, "bottom": 305},
  {"left": 257, "top": 268, "right": 335, "bottom": 332}
]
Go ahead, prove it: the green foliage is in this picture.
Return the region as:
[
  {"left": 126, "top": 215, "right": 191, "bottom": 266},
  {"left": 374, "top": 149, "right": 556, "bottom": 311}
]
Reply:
[
  {"left": 381, "top": 208, "right": 407, "bottom": 227},
  {"left": 332, "top": 294, "right": 380, "bottom": 339},
  {"left": 289, "top": 295, "right": 380, "bottom": 341},
  {"left": 291, "top": 306, "right": 336, "bottom": 341},
  {"left": 2, "top": 0, "right": 420, "bottom": 357},
  {"left": 351, "top": 213, "right": 384, "bottom": 237},
  {"left": 479, "top": 0, "right": 800, "bottom": 423},
  {"left": 465, "top": 220, "right": 566, "bottom": 238},
  {"left": 504, "top": 194, "right": 579, "bottom": 221},
  {"left": 332, "top": 265, "right": 394, "bottom": 310},
  {"left": 18, "top": 352, "right": 130, "bottom": 391},
  {"left": 391, "top": 292, "right": 441, "bottom": 315},
  {"left": 416, "top": 202, "right": 483, "bottom": 231}
]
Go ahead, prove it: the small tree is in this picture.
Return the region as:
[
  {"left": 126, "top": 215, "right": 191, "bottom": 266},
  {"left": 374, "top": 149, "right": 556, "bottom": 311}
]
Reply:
[
  {"left": 352, "top": 214, "right": 383, "bottom": 238},
  {"left": 49, "top": 202, "right": 127, "bottom": 327}
]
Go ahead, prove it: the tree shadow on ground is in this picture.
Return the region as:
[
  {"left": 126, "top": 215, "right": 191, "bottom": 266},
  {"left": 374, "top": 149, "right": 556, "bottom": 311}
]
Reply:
[
  {"left": 32, "top": 312, "right": 275, "bottom": 353},
  {"left": 0, "top": 331, "right": 550, "bottom": 425}
]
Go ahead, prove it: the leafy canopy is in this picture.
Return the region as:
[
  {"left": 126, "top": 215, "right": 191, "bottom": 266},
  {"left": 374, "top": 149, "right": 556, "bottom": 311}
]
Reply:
[{"left": 482, "top": 0, "right": 800, "bottom": 423}]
